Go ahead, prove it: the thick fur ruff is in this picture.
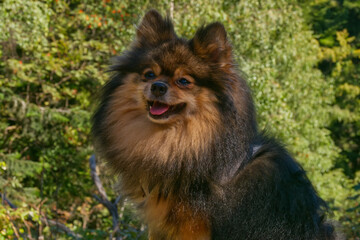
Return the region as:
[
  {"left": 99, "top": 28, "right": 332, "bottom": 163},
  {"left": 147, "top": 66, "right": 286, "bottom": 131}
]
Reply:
[{"left": 92, "top": 10, "right": 341, "bottom": 240}]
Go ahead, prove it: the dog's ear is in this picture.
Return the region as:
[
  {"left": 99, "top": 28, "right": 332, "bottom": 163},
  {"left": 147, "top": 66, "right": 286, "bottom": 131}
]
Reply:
[
  {"left": 190, "top": 22, "right": 233, "bottom": 66},
  {"left": 134, "top": 9, "right": 176, "bottom": 48}
]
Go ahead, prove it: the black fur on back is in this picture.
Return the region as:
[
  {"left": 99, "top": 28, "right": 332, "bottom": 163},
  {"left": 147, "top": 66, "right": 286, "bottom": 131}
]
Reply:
[{"left": 210, "top": 135, "right": 339, "bottom": 239}]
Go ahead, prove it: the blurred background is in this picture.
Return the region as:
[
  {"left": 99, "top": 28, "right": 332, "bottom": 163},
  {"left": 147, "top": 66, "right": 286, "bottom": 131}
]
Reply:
[{"left": 0, "top": 0, "right": 359, "bottom": 239}]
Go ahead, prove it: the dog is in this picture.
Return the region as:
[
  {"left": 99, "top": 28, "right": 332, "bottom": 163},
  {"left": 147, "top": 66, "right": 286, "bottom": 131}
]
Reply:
[{"left": 92, "top": 10, "right": 341, "bottom": 240}]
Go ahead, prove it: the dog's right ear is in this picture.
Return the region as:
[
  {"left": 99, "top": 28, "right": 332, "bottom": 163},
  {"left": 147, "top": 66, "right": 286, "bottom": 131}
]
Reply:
[
  {"left": 190, "top": 22, "right": 233, "bottom": 67},
  {"left": 134, "top": 10, "right": 176, "bottom": 48}
]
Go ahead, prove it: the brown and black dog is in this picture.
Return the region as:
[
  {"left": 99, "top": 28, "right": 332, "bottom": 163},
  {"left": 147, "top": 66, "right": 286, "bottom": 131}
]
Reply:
[{"left": 92, "top": 10, "right": 341, "bottom": 240}]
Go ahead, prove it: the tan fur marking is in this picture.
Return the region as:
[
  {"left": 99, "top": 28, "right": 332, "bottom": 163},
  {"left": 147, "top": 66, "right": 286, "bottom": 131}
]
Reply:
[
  {"left": 145, "top": 193, "right": 171, "bottom": 230},
  {"left": 144, "top": 193, "right": 210, "bottom": 240},
  {"left": 176, "top": 209, "right": 211, "bottom": 240}
]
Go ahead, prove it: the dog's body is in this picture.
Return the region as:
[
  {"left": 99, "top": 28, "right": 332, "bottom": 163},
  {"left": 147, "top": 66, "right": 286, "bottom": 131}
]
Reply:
[{"left": 92, "top": 10, "right": 340, "bottom": 240}]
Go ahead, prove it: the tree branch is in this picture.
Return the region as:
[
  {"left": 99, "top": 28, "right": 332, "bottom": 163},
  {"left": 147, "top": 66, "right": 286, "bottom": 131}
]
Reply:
[
  {"left": 0, "top": 192, "right": 17, "bottom": 209},
  {"left": 89, "top": 154, "right": 109, "bottom": 201},
  {"left": 41, "top": 217, "right": 82, "bottom": 239},
  {"left": 89, "top": 154, "right": 122, "bottom": 240}
]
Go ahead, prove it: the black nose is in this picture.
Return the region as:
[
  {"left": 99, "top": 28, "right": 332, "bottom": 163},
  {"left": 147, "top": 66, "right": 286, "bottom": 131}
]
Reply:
[{"left": 151, "top": 82, "right": 168, "bottom": 97}]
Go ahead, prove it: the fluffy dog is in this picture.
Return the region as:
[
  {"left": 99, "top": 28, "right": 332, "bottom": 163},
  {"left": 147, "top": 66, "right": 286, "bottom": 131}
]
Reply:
[{"left": 92, "top": 10, "right": 340, "bottom": 240}]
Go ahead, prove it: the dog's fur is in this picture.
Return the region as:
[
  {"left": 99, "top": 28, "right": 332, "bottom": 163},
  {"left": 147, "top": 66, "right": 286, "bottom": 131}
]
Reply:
[{"left": 92, "top": 10, "right": 340, "bottom": 240}]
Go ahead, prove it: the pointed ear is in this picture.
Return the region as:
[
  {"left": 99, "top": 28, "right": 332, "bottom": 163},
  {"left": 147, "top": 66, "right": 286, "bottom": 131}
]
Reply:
[
  {"left": 134, "top": 9, "right": 176, "bottom": 48},
  {"left": 190, "top": 22, "right": 233, "bottom": 66}
]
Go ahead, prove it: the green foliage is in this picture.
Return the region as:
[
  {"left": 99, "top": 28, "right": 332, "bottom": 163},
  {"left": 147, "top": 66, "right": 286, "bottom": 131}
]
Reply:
[
  {"left": 301, "top": 0, "right": 360, "bottom": 47},
  {"left": 0, "top": 0, "right": 358, "bottom": 239},
  {"left": 0, "top": 204, "right": 41, "bottom": 240},
  {"left": 0, "top": 0, "right": 51, "bottom": 52},
  {"left": 300, "top": 1, "right": 360, "bottom": 237},
  {"left": 321, "top": 29, "right": 360, "bottom": 176}
]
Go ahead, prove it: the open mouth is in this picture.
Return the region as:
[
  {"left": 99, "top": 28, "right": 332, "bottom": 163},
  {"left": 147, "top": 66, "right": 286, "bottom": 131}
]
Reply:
[{"left": 147, "top": 101, "right": 186, "bottom": 119}]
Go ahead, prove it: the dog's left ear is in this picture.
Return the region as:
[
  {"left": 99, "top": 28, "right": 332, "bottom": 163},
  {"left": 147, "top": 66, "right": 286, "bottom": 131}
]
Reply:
[
  {"left": 190, "top": 22, "right": 233, "bottom": 67},
  {"left": 134, "top": 9, "right": 176, "bottom": 48}
]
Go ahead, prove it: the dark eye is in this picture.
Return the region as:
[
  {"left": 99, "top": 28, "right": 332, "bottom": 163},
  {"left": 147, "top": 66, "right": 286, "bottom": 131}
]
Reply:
[
  {"left": 177, "top": 78, "right": 191, "bottom": 86},
  {"left": 144, "top": 70, "right": 156, "bottom": 80}
]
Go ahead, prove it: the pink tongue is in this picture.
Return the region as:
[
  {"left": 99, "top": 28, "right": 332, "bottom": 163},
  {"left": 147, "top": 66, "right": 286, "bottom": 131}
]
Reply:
[{"left": 150, "top": 102, "right": 170, "bottom": 115}]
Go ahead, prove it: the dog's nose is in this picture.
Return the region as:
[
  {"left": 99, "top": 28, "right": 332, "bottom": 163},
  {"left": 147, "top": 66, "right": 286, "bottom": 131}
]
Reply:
[{"left": 151, "top": 82, "right": 168, "bottom": 97}]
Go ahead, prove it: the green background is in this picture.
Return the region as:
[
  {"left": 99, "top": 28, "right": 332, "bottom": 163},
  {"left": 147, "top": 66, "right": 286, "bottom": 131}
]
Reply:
[{"left": 0, "top": 0, "right": 359, "bottom": 239}]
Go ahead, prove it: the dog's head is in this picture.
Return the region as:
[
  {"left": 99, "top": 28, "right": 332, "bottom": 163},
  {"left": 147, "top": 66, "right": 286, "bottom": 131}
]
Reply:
[
  {"left": 107, "top": 10, "right": 234, "bottom": 125},
  {"left": 92, "top": 10, "right": 255, "bottom": 174}
]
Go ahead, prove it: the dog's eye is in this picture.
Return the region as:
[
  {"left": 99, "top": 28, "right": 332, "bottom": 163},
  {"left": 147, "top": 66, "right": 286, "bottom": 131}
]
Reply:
[
  {"left": 144, "top": 71, "right": 156, "bottom": 80},
  {"left": 177, "top": 78, "right": 191, "bottom": 86}
]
